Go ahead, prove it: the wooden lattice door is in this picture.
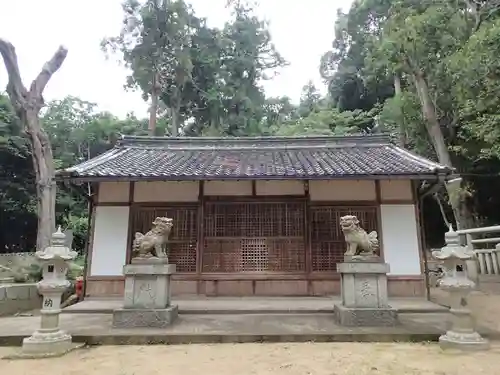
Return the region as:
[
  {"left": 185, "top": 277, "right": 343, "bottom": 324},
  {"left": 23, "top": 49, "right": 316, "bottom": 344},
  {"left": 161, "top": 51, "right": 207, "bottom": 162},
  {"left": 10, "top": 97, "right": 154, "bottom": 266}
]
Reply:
[
  {"left": 131, "top": 206, "right": 198, "bottom": 272},
  {"left": 202, "top": 201, "right": 306, "bottom": 273},
  {"left": 310, "top": 206, "right": 378, "bottom": 272}
]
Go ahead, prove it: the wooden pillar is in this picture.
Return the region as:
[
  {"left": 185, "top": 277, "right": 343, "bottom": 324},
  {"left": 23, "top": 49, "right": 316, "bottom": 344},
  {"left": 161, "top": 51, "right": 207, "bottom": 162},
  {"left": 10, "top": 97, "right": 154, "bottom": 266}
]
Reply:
[
  {"left": 304, "top": 180, "right": 312, "bottom": 294},
  {"left": 125, "top": 181, "right": 136, "bottom": 264},
  {"left": 375, "top": 180, "right": 385, "bottom": 260},
  {"left": 82, "top": 182, "right": 98, "bottom": 298},
  {"left": 413, "top": 180, "right": 429, "bottom": 298},
  {"left": 196, "top": 181, "right": 205, "bottom": 294}
]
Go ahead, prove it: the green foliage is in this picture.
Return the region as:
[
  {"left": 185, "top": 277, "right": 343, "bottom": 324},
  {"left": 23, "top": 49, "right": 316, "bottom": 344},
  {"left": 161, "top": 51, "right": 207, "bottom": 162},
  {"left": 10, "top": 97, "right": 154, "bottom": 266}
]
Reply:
[
  {"left": 320, "top": 0, "right": 395, "bottom": 113},
  {"left": 12, "top": 263, "right": 43, "bottom": 283},
  {"left": 4, "top": 0, "right": 500, "bottom": 252},
  {"left": 26, "top": 263, "right": 43, "bottom": 282},
  {"left": 321, "top": 0, "right": 500, "bottom": 227},
  {"left": 1, "top": 93, "right": 172, "bottom": 253},
  {"left": 104, "top": 0, "right": 287, "bottom": 136},
  {"left": 11, "top": 260, "right": 83, "bottom": 283},
  {"left": 63, "top": 215, "right": 89, "bottom": 255},
  {"left": 272, "top": 108, "right": 375, "bottom": 137},
  {"left": 67, "top": 260, "right": 84, "bottom": 281},
  {"left": 0, "top": 94, "right": 37, "bottom": 252},
  {"left": 103, "top": 0, "right": 199, "bottom": 135},
  {"left": 447, "top": 18, "right": 500, "bottom": 160},
  {"left": 378, "top": 92, "right": 433, "bottom": 156}
]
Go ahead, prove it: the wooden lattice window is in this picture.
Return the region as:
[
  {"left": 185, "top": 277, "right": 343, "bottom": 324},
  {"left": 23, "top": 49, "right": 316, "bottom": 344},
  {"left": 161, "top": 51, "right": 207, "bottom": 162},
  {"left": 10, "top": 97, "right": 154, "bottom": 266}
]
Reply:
[
  {"left": 310, "top": 206, "right": 378, "bottom": 272},
  {"left": 202, "top": 201, "right": 305, "bottom": 272},
  {"left": 131, "top": 206, "right": 198, "bottom": 272}
]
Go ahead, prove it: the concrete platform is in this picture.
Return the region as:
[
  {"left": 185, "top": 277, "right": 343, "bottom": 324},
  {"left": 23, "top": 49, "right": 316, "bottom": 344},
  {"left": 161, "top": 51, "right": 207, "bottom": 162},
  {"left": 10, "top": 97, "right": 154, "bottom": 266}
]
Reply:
[
  {"left": 63, "top": 296, "right": 448, "bottom": 315},
  {"left": 1, "top": 297, "right": 480, "bottom": 347},
  {"left": 1, "top": 311, "right": 499, "bottom": 346}
]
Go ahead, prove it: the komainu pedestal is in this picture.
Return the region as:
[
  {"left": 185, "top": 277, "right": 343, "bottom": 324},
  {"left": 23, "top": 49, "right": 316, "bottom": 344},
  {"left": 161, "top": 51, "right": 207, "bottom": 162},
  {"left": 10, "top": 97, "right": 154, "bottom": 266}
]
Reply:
[
  {"left": 112, "top": 258, "right": 178, "bottom": 328},
  {"left": 334, "top": 260, "right": 398, "bottom": 327},
  {"left": 334, "top": 215, "right": 397, "bottom": 326}
]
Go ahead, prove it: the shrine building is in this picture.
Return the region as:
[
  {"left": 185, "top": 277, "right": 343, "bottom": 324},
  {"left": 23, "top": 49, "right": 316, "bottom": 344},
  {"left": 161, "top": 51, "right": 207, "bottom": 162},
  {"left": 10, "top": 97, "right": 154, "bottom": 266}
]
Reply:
[{"left": 57, "top": 134, "right": 451, "bottom": 298}]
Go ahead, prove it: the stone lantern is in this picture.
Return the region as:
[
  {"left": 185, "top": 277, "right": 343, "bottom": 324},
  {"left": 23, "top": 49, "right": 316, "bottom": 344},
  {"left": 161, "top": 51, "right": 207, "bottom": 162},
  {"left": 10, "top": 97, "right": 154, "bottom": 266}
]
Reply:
[
  {"left": 19, "top": 227, "right": 81, "bottom": 358},
  {"left": 432, "top": 226, "right": 489, "bottom": 351}
]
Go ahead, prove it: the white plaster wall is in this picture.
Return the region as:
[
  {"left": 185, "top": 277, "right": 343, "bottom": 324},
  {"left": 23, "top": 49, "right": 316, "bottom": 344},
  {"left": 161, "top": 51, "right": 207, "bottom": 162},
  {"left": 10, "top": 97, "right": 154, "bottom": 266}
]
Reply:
[
  {"left": 255, "top": 180, "right": 305, "bottom": 195},
  {"left": 309, "top": 180, "right": 376, "bottom": 201},
  {"left": 380, "top": 180, "right": 413, "bottom": 201},
  {"left": 134, "top": 181, "right": 199, "bottom": 202},
  {"left": 204, "top": 180, "right": 252, "bottom": 196},
  {"left": 98, "top": 182, "right": 130, "bottom": 202},
  {"left": 90, "top": 206, "right": 130, "bottom": 276},
  {"left": 380, "top": 204, "right": 421, "bottom": 275}
]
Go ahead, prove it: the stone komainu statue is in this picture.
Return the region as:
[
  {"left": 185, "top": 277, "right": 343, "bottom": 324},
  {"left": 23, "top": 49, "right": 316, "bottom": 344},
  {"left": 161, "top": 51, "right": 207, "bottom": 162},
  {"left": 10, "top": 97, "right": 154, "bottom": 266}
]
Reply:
[
  {"left": 132, "top": 217, "right": 173, "bottom": 260},
  {"left": 339, "top": 215, "right": 379, "bottom": 257}
]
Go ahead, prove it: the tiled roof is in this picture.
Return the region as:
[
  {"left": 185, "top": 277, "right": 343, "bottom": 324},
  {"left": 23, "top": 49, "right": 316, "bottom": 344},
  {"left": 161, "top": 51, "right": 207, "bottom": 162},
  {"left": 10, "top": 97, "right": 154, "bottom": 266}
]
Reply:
[{"left": 57, "top": 134, "right": 452, "bottom": 180}]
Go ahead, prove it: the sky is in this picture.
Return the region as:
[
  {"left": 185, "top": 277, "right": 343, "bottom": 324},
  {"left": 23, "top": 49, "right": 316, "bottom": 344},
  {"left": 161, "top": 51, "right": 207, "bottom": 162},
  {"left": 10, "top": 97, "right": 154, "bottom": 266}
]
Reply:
[{"left": 0, "top": 0, "right": 351, "bottom": 118}]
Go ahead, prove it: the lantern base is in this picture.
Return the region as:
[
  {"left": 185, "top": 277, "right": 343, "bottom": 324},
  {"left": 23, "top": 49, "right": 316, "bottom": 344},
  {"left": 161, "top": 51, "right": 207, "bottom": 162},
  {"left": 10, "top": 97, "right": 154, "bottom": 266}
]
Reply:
[
  {"left": 439, "top": 330, "right": 490, "bottom": 351},
  {"left": 6, "top": 330, "right": 83, "bottom": 359}
]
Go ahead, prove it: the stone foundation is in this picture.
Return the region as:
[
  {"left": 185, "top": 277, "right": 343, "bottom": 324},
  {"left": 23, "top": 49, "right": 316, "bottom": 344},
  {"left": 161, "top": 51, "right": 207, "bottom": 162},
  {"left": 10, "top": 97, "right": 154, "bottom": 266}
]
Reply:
[
  {"left": 85, "top": 276, "right": 425, "bottom": 297},
  {"left": 333, "top": 304, "right": 398, "bottom": 327},
  {"left": 112, "top": 306, "right": 179, "bottom": 328},
  {"left": 334, "top": 259, "right": 398, "bottom": 327},
  {"left": 112, "top": 259, "right": 178, "bottom": 328}
]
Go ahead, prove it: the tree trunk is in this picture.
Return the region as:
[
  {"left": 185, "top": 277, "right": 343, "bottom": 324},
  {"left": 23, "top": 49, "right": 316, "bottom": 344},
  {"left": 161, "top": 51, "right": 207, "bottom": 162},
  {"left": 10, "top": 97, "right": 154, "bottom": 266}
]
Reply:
[
  {"left": 170, "top": 94, "right": 181, "bottom": 137},
  {"left": 413, "top": 71, "right": 473, "bottom": 229},
  {"left": 26, "top": 113, "right": 57, "bottom": 250},
  {"left": 393, "top": 74, "right": 406, "bottom": 147},
  {"left": 171, "top": 109, "right": 178, "bottom": 137},
  {"left": 413, "top": 72, "right": 453, "bottom": 167},
  {"left": 394, "top": 74, "right": 402, "bottom": 96},
  {"left": 149, "top": 71, "right": 160, "bottom": 136},
  {"left": 0, "top": 39, "right": 67, "bottom": 250}
]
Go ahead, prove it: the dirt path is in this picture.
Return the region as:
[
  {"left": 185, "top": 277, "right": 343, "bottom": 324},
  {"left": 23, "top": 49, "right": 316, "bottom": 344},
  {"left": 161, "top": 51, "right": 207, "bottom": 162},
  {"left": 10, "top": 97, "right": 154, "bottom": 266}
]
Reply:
[{"left": 1, "top": 342, "right": 499, "bottom": 375}]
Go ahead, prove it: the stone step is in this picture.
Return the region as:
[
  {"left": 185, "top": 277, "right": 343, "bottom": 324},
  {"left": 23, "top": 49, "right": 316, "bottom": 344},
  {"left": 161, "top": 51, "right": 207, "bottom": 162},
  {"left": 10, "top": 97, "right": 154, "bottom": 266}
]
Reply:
[
  {"left": 2, "top": 312, "right": 498, "bottom": 347},
  {"left": 0, "top": 312, "right": 441, "bottom": 346},
  {"left": 62, "top": 297, "right": 448, "bottom": 315}
]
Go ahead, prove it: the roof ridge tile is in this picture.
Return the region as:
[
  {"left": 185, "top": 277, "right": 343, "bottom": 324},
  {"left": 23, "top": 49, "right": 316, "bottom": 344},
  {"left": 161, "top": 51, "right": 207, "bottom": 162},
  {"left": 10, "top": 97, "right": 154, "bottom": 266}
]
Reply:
[
  {"left": 57, "top": 136, "right": 453, "bottom": 180},
  {"left": 117, "top": 133, "right": 392, "bottom": 150}
]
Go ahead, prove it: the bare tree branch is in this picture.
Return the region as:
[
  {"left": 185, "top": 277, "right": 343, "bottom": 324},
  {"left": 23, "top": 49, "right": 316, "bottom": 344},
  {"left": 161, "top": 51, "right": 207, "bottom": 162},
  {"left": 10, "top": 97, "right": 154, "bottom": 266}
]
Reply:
[
  {"left": 464, "top": 0, "right": 482, "bottom": 31},
  {"left": 464, "top": 0, "right": 500, "bottom": 32},
  {"left": 0, "top": 38, "right": 67, "bottom": 250},
  {"left": 0, "top": 39, "right": 28, "bottom": 109},
  {"left": 29, "top": 46, "right": 68, "bottom": 100},
  {"left": 484, "top": 0, "right": 500, "bottom": 23}
]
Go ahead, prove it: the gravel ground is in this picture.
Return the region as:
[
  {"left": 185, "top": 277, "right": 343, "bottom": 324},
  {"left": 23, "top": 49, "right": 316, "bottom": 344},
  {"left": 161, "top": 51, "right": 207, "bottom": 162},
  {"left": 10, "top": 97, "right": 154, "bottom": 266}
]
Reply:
[
  {"left": 2, "top": 289, "right": 499, "bottom": 374},
  {"left": 1, "top": 342, "right": 499, "bottom": 375}
]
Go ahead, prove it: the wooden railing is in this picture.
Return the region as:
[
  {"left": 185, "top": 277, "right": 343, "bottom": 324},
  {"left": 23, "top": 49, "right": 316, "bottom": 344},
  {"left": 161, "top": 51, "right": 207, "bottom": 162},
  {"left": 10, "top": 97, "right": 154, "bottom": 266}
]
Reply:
[{"left": 456, "top": 225, "right": 500, "bottom": 280}]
